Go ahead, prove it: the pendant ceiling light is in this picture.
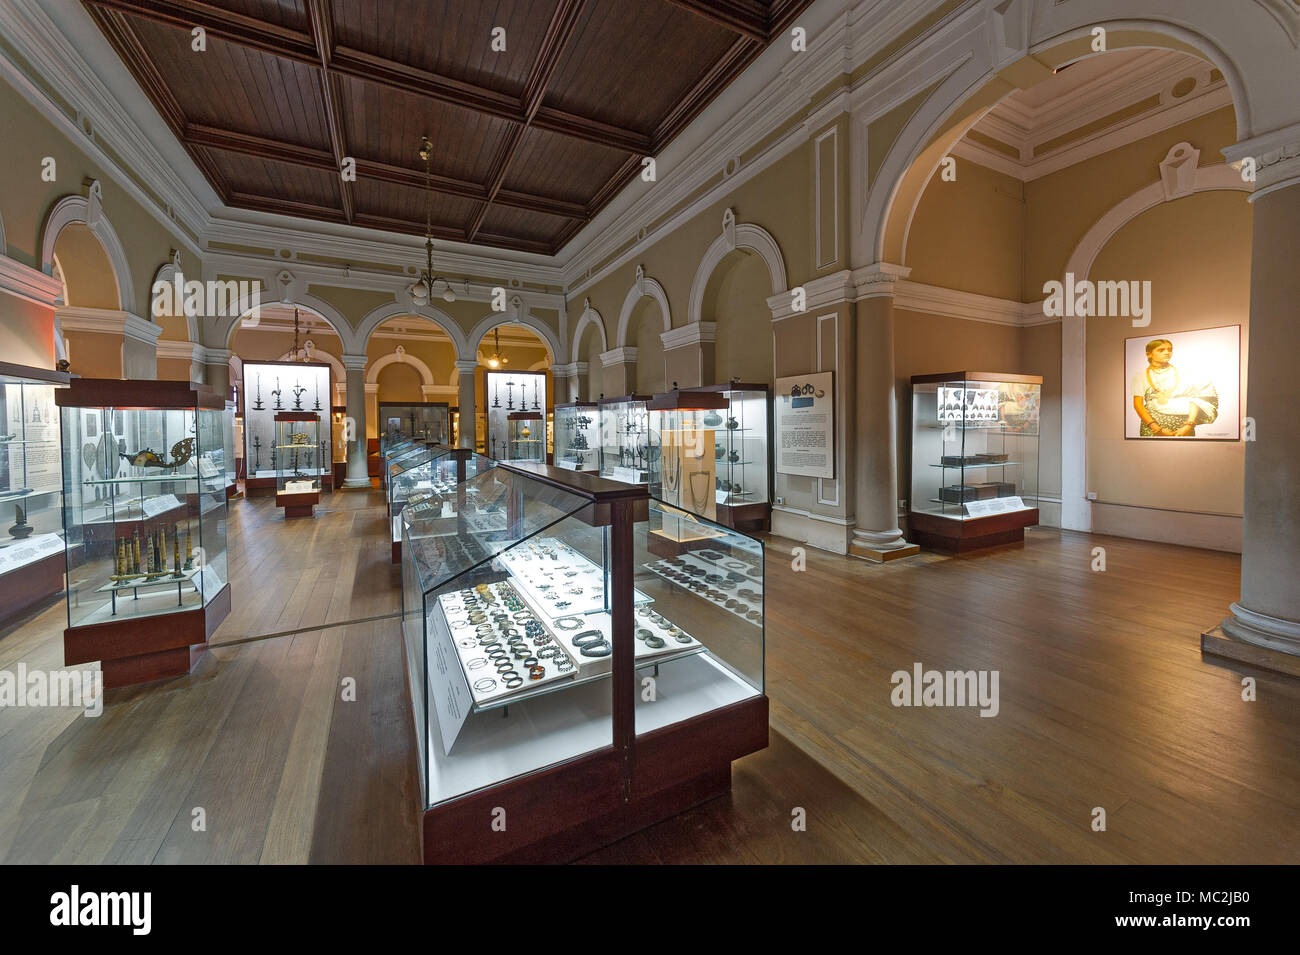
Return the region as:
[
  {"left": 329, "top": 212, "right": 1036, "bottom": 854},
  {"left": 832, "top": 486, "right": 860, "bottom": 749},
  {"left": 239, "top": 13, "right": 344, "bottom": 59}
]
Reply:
[
  {"left": 486, "top": 328, "right": 508, "bottom": 369},
  {"left": 409, "top": 134, "right": 458, "bottom": 307}
]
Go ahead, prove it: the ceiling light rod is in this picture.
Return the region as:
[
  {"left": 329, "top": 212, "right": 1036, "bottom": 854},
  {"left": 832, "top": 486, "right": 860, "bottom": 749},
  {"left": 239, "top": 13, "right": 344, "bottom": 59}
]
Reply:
[{"left": 409, "top": 135, "right": 458, "bottom": 305}]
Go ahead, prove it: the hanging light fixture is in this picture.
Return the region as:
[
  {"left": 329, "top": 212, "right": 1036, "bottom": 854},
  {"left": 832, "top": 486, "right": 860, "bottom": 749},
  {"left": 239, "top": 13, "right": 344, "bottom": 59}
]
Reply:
[
  {"left": 409, "top": 135, "right": 458, "bottom": 306},
  {"left": 288, "top": 307, "right": 303, "bottom": 361},
  {"left": 485, "top": 327, "right": 508, "bottom": 369}
]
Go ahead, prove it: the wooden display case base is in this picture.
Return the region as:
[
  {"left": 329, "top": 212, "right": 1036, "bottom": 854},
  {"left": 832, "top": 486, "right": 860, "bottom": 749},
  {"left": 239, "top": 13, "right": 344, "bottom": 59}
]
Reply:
[
  {"left": 64, "top": 583, "right": 231, "bottom": 689},
  {"left": 716, "top": 501, "right": 771, "bottom": 533},
  {"left": 276, "top": 490, "right": 319, "bottom": 519},
  {"left": 420, "top": 695, "right": 768, "bottom": 864},
  {"left": 0, "top": 551, "right": 65, "bottom": 625},
  {"left": 909, "top": 508, "right": 1039, "bottom": 554}
]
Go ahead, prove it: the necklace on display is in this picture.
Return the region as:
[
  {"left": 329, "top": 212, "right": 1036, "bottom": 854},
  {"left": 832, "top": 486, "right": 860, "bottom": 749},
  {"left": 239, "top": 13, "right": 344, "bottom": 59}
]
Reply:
[
  {"left": 662, "top": 443, "right": 680, "bottom": 493},
  {"left": 686, "top": 469, "right": 710, "bottom": 514}
]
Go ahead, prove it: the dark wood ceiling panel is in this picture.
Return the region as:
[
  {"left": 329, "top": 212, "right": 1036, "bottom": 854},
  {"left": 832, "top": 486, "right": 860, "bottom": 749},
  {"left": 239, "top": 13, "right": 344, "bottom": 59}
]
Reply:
[
  {"left": 542, "top": 0, "right": 738, "bottom": 134},
  {"left": 205, "top": 149, "right": 339, "bottom": 209},
  {"left": 501, "top": 125, "right": 630, "bottom": 206},
  {"left": 329, "top": 0, "right": 559, "bottom": 99},
  {"left": 125, "top": 14, "right": 329, "bottom": 151},
  {"left": 85, "top": 0, "right": 817, "bottom": 253},
  {"left": 477, "top": 205, "right": 571, "bottom": 246},
  {"left": 337, "top": 74, "right": 515, "bottom": 185},
  {"left": 352, "top": 178, "right": 479, "bottom": 232}
]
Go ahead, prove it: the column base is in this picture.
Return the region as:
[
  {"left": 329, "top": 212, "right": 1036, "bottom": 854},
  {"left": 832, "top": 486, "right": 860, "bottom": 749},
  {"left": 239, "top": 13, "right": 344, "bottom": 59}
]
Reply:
[
  {"left": 849, "top": 528, "right": 919, "bottom": 563},
  {"left": 1201, "top": 625, "right": 1300, "bottom": 679},
  {"left": 341, "top": 478, "right": 373, "bottom": 490}
]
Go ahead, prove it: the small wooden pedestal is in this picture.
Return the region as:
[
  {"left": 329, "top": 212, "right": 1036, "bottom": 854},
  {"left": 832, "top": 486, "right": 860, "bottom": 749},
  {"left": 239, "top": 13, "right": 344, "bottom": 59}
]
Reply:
[
  {"left": 64, "top": 584, "right": 231, "bottom": 689},
  {"left": 909, "top": 507, "right": 1039, "bottom": 553},
  {"left": 277, "top": 490, "right": 319, "bottom": 519}
]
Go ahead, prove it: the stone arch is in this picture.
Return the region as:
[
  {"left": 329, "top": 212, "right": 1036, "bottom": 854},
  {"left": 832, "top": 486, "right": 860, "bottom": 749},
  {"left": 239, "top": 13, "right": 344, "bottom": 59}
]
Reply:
[
  {"left": 863, "top": 8, "right": 1279, "bottom": 265},
  {"left": 221, "top": 293, "right": 357, "bottom": 353},
  {"left": 40, "top": 186, "right": 136, "bottom": 314},
  {"left": 277, "top": 346, "right": 346, "bottom": 384},
  {"left": 151, "top": 257, "right": 199, "bottom": 343},
  {"left": 366, "top": 346, "right": 436, "bottom": 387},
  {"left": 616, "top": 269, "right": 672, "bottom": 347},
  {"left": 468, "top": 309, "right": 561, "bottom": 364},
  {"left": 355, "top": 300, "right": 467, "bottom": 358},
  {"left": 687, "top": 212, "right": 787, "bottom": 325},
  {"left": 570, "top": 302, "right": 607, "bottom": 359}
]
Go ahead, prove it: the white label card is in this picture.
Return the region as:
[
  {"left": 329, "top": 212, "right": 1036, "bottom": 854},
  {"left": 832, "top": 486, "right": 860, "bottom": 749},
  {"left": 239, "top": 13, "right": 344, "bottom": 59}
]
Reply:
[{"left": 965, "top": 496, "right": 1027, "bottom": 517}]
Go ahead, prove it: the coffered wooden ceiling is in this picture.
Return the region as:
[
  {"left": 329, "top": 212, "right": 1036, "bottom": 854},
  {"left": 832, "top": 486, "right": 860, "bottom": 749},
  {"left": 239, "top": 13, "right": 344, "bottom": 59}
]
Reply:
[{"left": 83, "top": 0, "right": 813, "bottom": 255}]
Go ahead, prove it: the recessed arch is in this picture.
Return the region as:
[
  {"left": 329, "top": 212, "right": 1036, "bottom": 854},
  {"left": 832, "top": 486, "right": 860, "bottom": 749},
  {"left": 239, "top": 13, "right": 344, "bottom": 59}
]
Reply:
[
  {"left": 468, "top": 310, "right": 561, "bottom": 364},
  {"left": 570, "top": 303, "right": 607, "bottom": 359},
  {"left": 355, "top": 300, "right": 467, "bottom": 358},
  {"left": 616, "top": 273, "right": 672, "bottom": 347},
  {"left": 367, "top": 347, "right": 435, "bottom": 386},
  {"left": 276, "top": 346, "right": 346, "bottom": 384},
  {"left": 687, "top": 219, "right": 787, "bottom": 325},
  {"left": 222, "top": 294, "right": 357, "bottom": 353},
  {"left": 151, "top": 259, "right": 199, "bottom": 343},
  {"left": 40, "top": 189, "right": 136, "bottom": 314}
]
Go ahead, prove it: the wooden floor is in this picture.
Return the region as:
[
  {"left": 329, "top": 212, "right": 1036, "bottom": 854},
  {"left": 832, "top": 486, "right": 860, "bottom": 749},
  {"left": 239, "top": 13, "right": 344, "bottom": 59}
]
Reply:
[{"left": 0, "top": 487, "right": 1296, "bottom": 863}]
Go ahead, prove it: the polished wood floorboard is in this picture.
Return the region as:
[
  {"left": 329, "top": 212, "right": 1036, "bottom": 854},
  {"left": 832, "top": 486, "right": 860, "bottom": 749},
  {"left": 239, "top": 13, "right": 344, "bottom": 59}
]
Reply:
[{"left": 0, "top": 488, "right": 1296, "bottom": 864}]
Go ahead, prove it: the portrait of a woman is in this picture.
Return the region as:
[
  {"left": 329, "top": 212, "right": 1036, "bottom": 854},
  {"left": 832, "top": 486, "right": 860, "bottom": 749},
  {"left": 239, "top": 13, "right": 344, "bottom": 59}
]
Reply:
[{"left": 1130, "top": 338, "right": 1220, "bottom": 437}]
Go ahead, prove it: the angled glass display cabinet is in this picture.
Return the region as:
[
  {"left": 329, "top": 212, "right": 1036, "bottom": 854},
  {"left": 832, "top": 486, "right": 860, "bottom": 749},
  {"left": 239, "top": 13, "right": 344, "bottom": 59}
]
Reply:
[
  {"left": 275, "top": 412, "right": 322, "bottom": 518},
  {"left": 0, "top": 361, "right": 69, "bottom": 626},
  {"left": 909, "top": 371, "right": 1042, "bottom": 552},
  {"left": 400, "top": 462, "right": 766, "bottom": 864},
  {"left": 389, "top": 446, "right": 494, "bottom": 563},
  {"left": 598, "top": 394, "right": 652, "bottom": 484},
  {"left": 553, "top": 401, "right": 598, "bottom": 472},
  {"left": 683, "top": 382, "right": 773, "bottom": 531},
  {"left": 57, "top": 378, "right": 231, "bottom": 688}
]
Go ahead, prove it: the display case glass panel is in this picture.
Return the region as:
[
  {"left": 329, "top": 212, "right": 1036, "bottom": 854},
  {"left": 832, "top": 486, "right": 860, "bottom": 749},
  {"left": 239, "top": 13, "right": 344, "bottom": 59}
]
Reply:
[
  {"left": 598, "top": 396, "right": 652, "bottom": 484},
  {"left": 390, "top": 448, "right": 494, "bottom": 554},
  {"left": 59, "top": 390, "right": 229, "bottom": 629},
  {"left": 380, "top": 402, "right": 450, "bottom": 452},
  {"left": 686, "top": 384, "right": 771, "bottom": 510},
  {"left": 0, "top": 365, "right": 67, "bottom": 598},
  {"left": 553, "top": 402, "right": 598, "bottom": 472},
  {"left": 243, "top": 361, "right": 332, "bottom": 485},
  {"left": 400, "top": 463, "right": 765, "bottom": 811},
  {"left": 647, "top": 405, "right": 722, "bottom": 523},
  {"left": 483, "top": 370, "right": 546, "bottom": 461},
  {"left": 275, "top": 413, "right": 322, "bottom": 497},
  {"left": 910, "top": 374, "right": 1041, "bottom": 521},
  {"left": 505, "top": 412, "right": 544, "bottom": 463}
]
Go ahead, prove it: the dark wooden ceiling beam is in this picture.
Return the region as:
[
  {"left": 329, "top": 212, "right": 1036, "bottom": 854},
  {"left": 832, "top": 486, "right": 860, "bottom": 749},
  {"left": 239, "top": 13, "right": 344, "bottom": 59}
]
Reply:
[
  {"left": 305, "top": 0, "right": 352, "bottom": 223},
  {"left": 662, "top": 0, "right": 769, "bottom": 42},
  {"left": 468, "top": 0, "right": 589, "bottom": 243},
  {"left": 185, "top": 123, "right": 335, "bottom": 169},
  {"left": 652, "top": 35, "right": 760, "bottom": 151},
  {"left": 531, "top": 107, "right": 651, "bottom": 153},
  {"left": 82, "top": 0, "right": 318, "bottom": 61}
]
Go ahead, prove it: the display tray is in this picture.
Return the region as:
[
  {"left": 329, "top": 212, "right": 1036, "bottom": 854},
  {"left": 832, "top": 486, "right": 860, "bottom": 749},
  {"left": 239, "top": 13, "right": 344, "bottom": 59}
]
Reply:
[
  {"left": 495, "top": 536, "right": 649, "bottom": 618},
  {"left": 0, "top": 532, "right": 64, "bottom": 575},
  {"left": 642, "top": 550, "right": 763, "bottom": 628}
]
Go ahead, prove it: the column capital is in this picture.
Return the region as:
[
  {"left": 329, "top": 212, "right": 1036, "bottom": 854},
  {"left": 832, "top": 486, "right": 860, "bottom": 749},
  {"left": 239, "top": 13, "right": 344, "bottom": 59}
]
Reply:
[
  {"left": 454, "top": 359, "right": 480, "bottom": 373},
  {"left": 551, "top": 362, "right": 581, "bottom": 376},
  {"left": 340, "top": 353, "right": 369, "bottom": 372},
  {"left": 851, "top": 262, "right": 911, "bottom": 300},
  {"left": 201, "top": 347, "right": 232, "bottom": 365},
  {"left": 1223, "top": 123, "right": 1300, "bottom": 200},
  {"left": 660, "top": 321, "right": 717, "bottom": 348},
  {"left": 599, "top": 346, "right": 637, "bottom": 367}
]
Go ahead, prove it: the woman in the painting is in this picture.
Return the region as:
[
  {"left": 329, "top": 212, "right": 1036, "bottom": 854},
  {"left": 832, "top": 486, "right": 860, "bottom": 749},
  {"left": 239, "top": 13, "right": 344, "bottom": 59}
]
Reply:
[{"left": 1131, "top": 338, "right": 1219, "bottom": 437}]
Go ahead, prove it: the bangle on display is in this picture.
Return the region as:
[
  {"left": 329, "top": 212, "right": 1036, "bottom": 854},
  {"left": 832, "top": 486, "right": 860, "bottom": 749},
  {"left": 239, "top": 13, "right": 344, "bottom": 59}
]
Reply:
[
  {"left": 528, "top": 665, "right": 545, "bottom": 681},
  {"left": 504, "top": 676, "right": 524, "bottom": 689},
  {"left": 579, "top": 641, "right": 611, "bottom": 658},
  {"left": 554, "top": 617, "right": 583, "bottom": 631},
  {"left": 644, "top": 635, "right": 666, "bottom": 649},
  {"left": 473, "top": 678, "right": 497, "bottom": 692},
  {"left": 573, "top": 630, "right": 604, "bottom": 648}
]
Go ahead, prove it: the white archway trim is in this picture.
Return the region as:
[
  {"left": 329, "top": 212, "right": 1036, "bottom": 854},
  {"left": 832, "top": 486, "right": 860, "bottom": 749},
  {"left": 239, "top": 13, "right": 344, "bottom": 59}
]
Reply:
[
  {"left": 151, "top": 255, "right": 199, "bottom": 343},
  {"left": 40, "top": 187, "right": 137, "bottom": 315},
  {"left": 354, "top": 300, "right": 468, "bottom": 358},
  {"left": 615, "top": 266, "right": 672, "bottom": 347},
  {"left": 1058, "top": 161, "right": 1252, "bottom": 533},
  {"left": 687, "top": 210, "right": 788, "bottom": 324},
  {"left": 570, "top": 301, "right": 607, "bottom": 359},
  {"left": 221, "top": 292, "right": 357, "bottom": 353},
  {"left": 276, "top": 347, "right": 346, "bottom": 384},
  {"left": 367, "top": 347, "right": 435, "bottom": 387},
  {"left": 468, "top": 308, "right": 562, "bottom": 365}
]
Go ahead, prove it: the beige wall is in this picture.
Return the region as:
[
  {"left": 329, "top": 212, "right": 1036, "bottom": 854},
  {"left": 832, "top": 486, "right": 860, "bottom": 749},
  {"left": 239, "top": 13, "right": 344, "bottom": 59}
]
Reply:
[
  {"left": 629, "top": 298, "right": 666, "bottom": 394},
  {"left": 0, "top": 297, "right": 55, "bottom": 368},
  {"left": 1086, "top": 189, "right": 1250, "bottom": 516},
  {"left": 709, "top": 249, "right": 775, "bottom": 386}
]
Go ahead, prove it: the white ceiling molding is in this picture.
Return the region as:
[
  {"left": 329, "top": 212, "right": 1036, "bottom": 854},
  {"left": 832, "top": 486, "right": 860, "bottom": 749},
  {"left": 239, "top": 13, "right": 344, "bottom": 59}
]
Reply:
[
  {"left": 39, "top": 188, "right": 137, "bottom": 315},
  {"left": 615, "top": 266, "right": 672, "bottom": 348},
  {"left": 660, "top": 321, "right": 718, "bottom": 348},
  {"left": 0, "top": 254, "right": 64, "bottom": 308},
  {"left": 894, "top": 281, "right": 1051, "bottom": 326},
  {"left": 688, "top": 211, "right": 789, "bottom": 325}
]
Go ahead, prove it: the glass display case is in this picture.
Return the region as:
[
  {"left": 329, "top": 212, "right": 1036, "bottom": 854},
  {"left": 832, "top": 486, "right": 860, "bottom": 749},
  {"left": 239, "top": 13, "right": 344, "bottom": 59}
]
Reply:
[
  {"left": 379, "top": 402, "right": 451, "bottom": 450},
  {"left": 683, "top": 382, "right": 773, "bottom": 531},
  {"left": 275, "top": 412, "right": 322, "bottom": 518},
  {"left": 389, "top": 447, "right": 494, "bottom": 562},
  {"left": 400, "top": 461, "right": 766, "bottom": 864},
  {"left": 57, "top": 378, "right": 231, "bottom": 688},
  {"left": 0, "top": 362, "right": 69, "bottom": 625},
  {"left": 243, "top": 360, "right": 333, "bottom": 492},
  {"left": 484, "top": 370, "right": 546, "bottom": 462},
  {"left": 598, "top": 394, "right": 652, "bottom": 484},
  {"left": 646, "top": 389, "right": 729, "bottom": 525},
  {"left": 909, "top": 371, "right": 1042, "bottom": 552},
  {"left": 552, "top": 401, "right": 598, "bottom": 472},
  {"left": 505, "top": 412, "right": 544, "bottom": 463}
]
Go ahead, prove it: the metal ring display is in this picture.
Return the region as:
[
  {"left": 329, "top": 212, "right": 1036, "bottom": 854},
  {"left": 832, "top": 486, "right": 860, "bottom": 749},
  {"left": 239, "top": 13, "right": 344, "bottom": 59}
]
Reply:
[
  {"left": 635, "top": 628, "right": 653, "bottom": 641},
  {"left": 495, "top": 660, "right": 514, "bottom": 673},
  {"left": 473, "top": 678, "right": 497, "bottom": 692},
  {"left": 554, "top": 617, "right": 584, "bottom": 631},
  {"left": 467, "top": 657, "right": 489, "bottom": 669}
]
